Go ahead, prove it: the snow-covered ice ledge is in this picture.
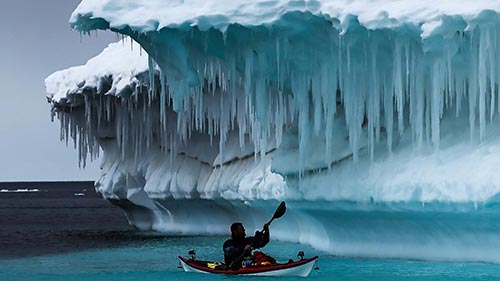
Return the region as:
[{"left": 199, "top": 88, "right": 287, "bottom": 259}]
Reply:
[{"left": 70, "top": 0, "right": 500, "bottom": 35}]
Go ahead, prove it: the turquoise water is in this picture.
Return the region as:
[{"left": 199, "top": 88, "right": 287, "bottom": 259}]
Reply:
[{"left": 2, "top": 235, "right": 500, "bottom": 281}]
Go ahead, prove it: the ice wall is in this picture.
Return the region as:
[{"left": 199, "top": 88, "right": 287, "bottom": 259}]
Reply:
[
  {"left": 44, "top": 0, "right": 500, "bottom": 262},
  {"left": 50, "top": 2, "right": 500, "bottom": 201}
]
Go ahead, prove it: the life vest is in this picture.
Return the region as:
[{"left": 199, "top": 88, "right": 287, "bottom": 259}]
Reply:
[{"left": 251, "top": 251, "right": 276, "bottom": 266}]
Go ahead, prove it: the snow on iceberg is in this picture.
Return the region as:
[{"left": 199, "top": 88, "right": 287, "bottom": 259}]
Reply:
[
  {"left": 46, "top": 39, "right": 150, "bottom": 105},
  {"left": 70, "top": 0, "right": 499, "bottom": 34},
  {"left": 44, "top": 0, "right": 500, "bottom": 262}
]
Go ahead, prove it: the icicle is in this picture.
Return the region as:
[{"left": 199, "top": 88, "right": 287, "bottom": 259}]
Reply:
[
  {"left": 394, "top": 41, "right": 405, "bottom": 137},
  {"left": 431, "top": 61, "right": 443, "bottom": 150},
  {"left": 160, "top": 70, "right": 167, "bottom": 131},
  {"left": 478, "top": 27, "right": 487, "bottom": 141},
  {"left": 469, "top": 30, "right": 478, "bottom": 143},
  {"left": 148, "top": 56, "right": 156, "bottom": 102}
]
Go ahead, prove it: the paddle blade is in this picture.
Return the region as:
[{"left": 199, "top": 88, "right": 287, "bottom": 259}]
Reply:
[{"left": 272, "top": 201, "right": 286, "bottom": 220}]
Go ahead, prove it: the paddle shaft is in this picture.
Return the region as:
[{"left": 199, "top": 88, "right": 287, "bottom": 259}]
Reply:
[{"left": 266, "top": 217, "right": 276, "bottom": 226}]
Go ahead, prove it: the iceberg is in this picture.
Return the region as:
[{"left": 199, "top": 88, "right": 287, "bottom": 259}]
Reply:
[{"left": 45, "top": 0, "right": 500, "bottom": 262}]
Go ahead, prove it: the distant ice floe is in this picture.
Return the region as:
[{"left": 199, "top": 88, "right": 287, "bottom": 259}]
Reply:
[{"left": 0, "top": 189, "right": 41, "bottom": 193}]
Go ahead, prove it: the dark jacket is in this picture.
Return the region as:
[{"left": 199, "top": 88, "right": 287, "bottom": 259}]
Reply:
[{"left": 223, "top": 229, "right": 269, "bottom": 270}]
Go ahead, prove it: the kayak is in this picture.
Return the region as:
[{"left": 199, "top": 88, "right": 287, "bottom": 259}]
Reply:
[{"left": 178, "top": 255, "right": 319, "bottom": 277}]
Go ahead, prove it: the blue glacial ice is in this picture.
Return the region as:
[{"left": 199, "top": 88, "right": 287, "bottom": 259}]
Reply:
[{"left": 44, "top": 0, "right": 500, "bottom": 262}]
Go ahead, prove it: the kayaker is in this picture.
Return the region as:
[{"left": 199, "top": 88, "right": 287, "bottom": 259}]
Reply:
[{"left": 223, "top": 222, "right": 270, "bottom": 270}]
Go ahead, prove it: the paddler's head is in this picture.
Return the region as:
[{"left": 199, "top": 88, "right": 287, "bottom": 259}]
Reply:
[{"left": 230, "top": 222, "right": 246, "bottom": 239}]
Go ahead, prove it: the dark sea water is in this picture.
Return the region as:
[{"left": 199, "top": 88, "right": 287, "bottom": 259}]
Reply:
[
  {"left": 0, "top": 181, "right": 133, "bottom": 258},
  {"left": 1, "top": 182, "right": 500, "bottom": 280}
]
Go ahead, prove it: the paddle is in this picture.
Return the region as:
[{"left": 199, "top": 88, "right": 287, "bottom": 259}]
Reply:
[
  {"left": 228, "top": 201, "right": 286, "bottom": 269},
  {"left": 265, "top": 201, "right": 286, "bottom": 226}
]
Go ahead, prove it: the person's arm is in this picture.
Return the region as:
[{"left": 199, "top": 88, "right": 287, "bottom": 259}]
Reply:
[{"left": 251, "top": 223, "right": 270, "bottom": 249}]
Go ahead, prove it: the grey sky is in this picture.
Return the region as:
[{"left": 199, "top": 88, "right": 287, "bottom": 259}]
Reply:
[{"left": 0, "top": 0, "right": 116, "bottom": 181}]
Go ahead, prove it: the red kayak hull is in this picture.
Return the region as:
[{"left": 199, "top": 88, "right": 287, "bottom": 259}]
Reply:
[{"left": 178, "top": 255, "right": 318, "bottom": 277}]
